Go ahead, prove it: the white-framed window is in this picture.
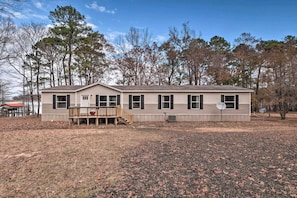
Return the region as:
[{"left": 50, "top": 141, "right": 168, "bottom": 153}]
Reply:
[
  {"left": 225, "top": 95, "right": 235, "bottom": 108},
  {"left": 57, "top": 95, "right": 67, "bottom": 108},
  {"left": 99, "top": 95, "right": 107, "bottom": 107},
  {"left": 53, "top": 95, "right": 69, "bottom": 109},
  {"left": 221, "top": 95, "right": 238, "bottom": 109},
  {"left": 188, "top": 95, "right": 203, "bottom": 109},
  {"left": 129, "top": 95, "right": 144, "bottom": 109},
  {"left": 82, "top": 95, "right": 89, "bottom": 100},
  {"left": 109, "top": 95, "right": 117, "bottom": 107},
  {"left": 96, "top": 95, "right": 120, "bottom": 107},
  {"left": 162, "top": 95, "right": 170, "bottom": 108},
  {"left": 132, "top": 95, "right": 141, "bottom": 108},
  {"left": 191, "top": 95, "right": 200, "bottom": 109},
  {"left": 158, "top": 95, "right": 173, "bottom": 109}
]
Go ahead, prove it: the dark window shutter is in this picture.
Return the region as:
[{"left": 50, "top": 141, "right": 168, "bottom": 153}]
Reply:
[
  {"left": 117, "top": 95, "right": 121, "bottom": 105},
  {"left": 67, "top": 95, "right": 70, "bottom": 109},
  {"left": 158, "top": 95, "right": 161, "bottom": 109},
  {"left": 187, "top": 95, "right": 191, "bottom": 109},
  {"left": 129, "top": 95, "right": 132, "bottom": 109},
  {"left": 53, "top": 95, "right": 56, "bottom": 109},
  {"left": 236, "top": 95, "right": 239, "bottom": 110},
  {"left": 170, "top": 95, "right": 174, "bottom": 109},
  {"left": 200, "top": 95, "right": 203, "bottom": 109},
  {"left": 141, "top": 95, "right": 144, "bottom": 109},
  {"left": 96, "top": 95, "right": 99, "bottom": 106},
  {"left": 221, "top": 95, "right": 225, "bottom": 102}
]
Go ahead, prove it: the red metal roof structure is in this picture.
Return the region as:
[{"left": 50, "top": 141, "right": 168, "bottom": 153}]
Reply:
[{"left": 1, "top": 103, "right": 24, "bottom": 107}]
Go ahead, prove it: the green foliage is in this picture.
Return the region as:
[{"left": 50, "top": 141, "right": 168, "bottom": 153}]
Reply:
[{"left": 48, "top": 5, "right": 93, "bottom": 85}]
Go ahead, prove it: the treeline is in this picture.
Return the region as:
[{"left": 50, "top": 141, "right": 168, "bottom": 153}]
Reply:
[{"left": 0, "top": 5, "right": 297, "bottom": 119}]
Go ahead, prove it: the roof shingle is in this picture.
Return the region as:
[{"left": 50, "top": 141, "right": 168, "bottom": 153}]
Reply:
[{"left": 42, "top": 83, "right": 253, "bottom": 93}]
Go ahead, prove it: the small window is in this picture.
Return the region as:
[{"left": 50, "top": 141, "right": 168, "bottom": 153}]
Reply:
[
  {"left": 158, "top": 95, "right": 173, "bottom": 109},
  {"left": 162, "top": 95, "right": 170, "bottom": 108},
  {"left": 224, "top": 95, "right": 235, "bottom": 109},
  {"left": 132, "top": 95, "right": 141, "bottom": 108},
  {"left": 191, "top": 95, "right": 200, "bottom": 109},
  {"left": 129, "top": 95, "right": 144, "bottom": 109},
  {"left": 82, "top": 95, "right": 89, "bottom": 100},
  {"left": 99, "top": 96, "right": 107, "bottom": 107},
  {"left": 57, "top": 95, "right": 67, "bottom": 109},
  {"left": 188, "top": 95, "right": 203, "bottom": 109},
  {"left": 109, "top": 95, "right": 117, "bottom": 107}
]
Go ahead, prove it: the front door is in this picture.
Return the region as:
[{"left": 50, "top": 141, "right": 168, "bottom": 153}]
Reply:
[{"left": 80, "top": 95, "right": 90, "bottom": 114}]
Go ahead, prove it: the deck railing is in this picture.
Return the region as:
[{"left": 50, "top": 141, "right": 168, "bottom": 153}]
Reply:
[{"left": 69, "top": 106, "right": 133, "bottom": 124}]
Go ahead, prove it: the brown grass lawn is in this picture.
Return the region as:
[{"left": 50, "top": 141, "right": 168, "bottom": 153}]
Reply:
[{"left": 0, "top": 114, "right": 297, "bottom": 197}]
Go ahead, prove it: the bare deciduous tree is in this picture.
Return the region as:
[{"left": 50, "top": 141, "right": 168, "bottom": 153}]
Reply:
[{"left": 8, "top": 23, "right": 47, "bottom": 115}]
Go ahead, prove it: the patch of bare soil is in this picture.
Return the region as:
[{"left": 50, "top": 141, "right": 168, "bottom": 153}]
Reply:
[
  {"left": 0, "top": 116, "right": 69, "bottom": 132},
  {"left": 0, "top": 115, "right": 296, "bottom": 197}
]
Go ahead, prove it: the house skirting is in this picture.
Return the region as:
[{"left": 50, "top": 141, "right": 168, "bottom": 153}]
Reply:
[
  {"left": 132, "top": 114, "right": 251, "bottom": 122},
  {"left": 42, "top": 113, "right": 251, "bottom": 122}
]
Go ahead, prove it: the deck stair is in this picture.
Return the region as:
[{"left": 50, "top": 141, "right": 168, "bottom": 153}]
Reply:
[{"left": 117, "top": 117, "right": 131, "bottom": 125}]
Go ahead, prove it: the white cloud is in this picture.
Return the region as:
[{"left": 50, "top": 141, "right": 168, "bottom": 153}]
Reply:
[
  {"left": 87, "top": 22, "right": 97, "bottom": 30},
  {"left": 45, "top": 24, "right": 53, "bottom": 30},
  {"left": 105, "top": 31, "right": 125, "bottom": 42},
  {"left": 86, "top": 1, "right": 116, "bottom": 14},
  {"left": 155, "top": 35, "right": 167, "bottom": 43},
  {"left": 34, "top": 1, "right": 43, "bottom": 9},
  {"left": 31, "top": 13, "right": 47, "bottom": 20},
  {"left": 12, "top": 11, "right": 28, "bottom": 19}
]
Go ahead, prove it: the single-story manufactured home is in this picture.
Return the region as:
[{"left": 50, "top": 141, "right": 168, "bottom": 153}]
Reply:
[{"left": 41, "top": 83, "right": 253, "bottom": 124}]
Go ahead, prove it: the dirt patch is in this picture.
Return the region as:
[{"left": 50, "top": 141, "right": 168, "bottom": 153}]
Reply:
[
  {"left": 0, "top": 115, "right": 297, "bottom": 197},
  {"left": 194, "top": 127, "right": 253, "bottom": 133},
  {"left": 0, "top": 127, "right": 163, "bottom": 197}
]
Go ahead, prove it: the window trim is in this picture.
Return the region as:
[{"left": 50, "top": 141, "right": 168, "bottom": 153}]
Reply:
[
  {"left": 96, "top": 95, "right": 120, "bottom": 107},
  {"left": 98, "top": 95, "right": 107, "bottom": 107},
  {"left": 132, "top": 95, "right": 141, "bottom": 109},
  {"left": 109, "top": 95, "right": 117, "bottom": 107},
  {"left": 188, "top": 95, "right": 203, "bottom": 109},
  {"left": 221, "top": 94, "right": 239, "bottom": 109},
  {"left": 162, "top": 95, "right": 170, "bottom": 109},
  {"left": 158, "top": 95, "right": 173, "bottom": 109},
  {"left": 53, "top": 94, "right": 70, "bottom": 109},
  {"left": 129, "top": 95, "right": 144, "bottom": 109}
]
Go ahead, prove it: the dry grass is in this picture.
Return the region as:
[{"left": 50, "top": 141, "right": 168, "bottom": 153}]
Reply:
[
  {"left": 0, "top": 127, "right": 163, "bottom": 197},
  {"left": 0, "top": 113, "right": 296, "bottom": 197}
]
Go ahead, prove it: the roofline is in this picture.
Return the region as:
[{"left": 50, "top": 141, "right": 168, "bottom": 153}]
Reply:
[
  {"left": 120, "top": 89, "right": 254, "bottom": 93},
  {"left": 41, "top": 83, "right": 254, "bottom": 93},
  {"left": 76, "top": 82, "right": 122, "bottom": 92},
  {"left": 42, "top": 89, "right": 77, "bottom": 93},
  {"left": 41, "top": 82, "right": 123, "bottom": 93}
]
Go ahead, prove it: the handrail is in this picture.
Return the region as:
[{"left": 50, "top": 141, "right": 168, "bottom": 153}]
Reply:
[
  {"left": 116, "top": 106, "right": 133, "bottom": 124},
  {"left": 69, "top": 106, "right": 133, "bottom": 124},
  {"left": 69, "top": 106, "right": 117, "bottom": 117}
]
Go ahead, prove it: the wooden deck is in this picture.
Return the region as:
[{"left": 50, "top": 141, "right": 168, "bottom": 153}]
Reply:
[{"left": 69, "top": 106, "right": 133, "bottom": 125}]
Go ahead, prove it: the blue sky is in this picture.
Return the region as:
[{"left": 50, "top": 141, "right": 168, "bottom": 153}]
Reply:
[{"left": 11, "top": 0, "right": 297, "bottom": 44}]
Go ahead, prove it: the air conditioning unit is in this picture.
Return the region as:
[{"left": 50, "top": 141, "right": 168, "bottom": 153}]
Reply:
[{"left": 167, "top": 115, "right": 176, "bottom": 122}]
